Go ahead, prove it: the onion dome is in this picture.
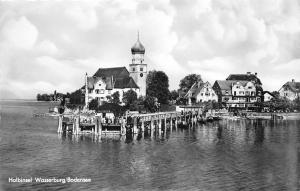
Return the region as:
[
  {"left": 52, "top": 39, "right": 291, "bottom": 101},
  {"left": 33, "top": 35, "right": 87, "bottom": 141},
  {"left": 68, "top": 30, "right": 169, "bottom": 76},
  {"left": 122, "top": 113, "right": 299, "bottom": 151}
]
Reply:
[{"left": 131, "top": 32, "right": 145, "bottom": 54}]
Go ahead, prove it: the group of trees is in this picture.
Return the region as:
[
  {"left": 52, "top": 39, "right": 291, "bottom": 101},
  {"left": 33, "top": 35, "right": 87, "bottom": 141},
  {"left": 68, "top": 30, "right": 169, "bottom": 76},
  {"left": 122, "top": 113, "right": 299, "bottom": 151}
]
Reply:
[
  {"left": 36, "top": 90, "right": 65, "bottom": 101},
  {"left": 260, "top": 95, "right": 300, "bottom": 112}
]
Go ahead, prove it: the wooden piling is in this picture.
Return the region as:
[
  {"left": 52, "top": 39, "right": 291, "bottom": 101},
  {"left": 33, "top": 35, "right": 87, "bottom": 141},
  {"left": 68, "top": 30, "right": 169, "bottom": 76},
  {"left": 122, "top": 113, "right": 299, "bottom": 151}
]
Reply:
[
  {"left": 141, "top": 120, "right": 145, "bottom": 132},
  {"left": 133, "top": 117, "right": 138, "bottom": 134},
  {"left": 57, "top": 115, "right": 63, "bottom": 133},
  {"left": 170, "top": 117, "right": 173, "bottom": 132}
]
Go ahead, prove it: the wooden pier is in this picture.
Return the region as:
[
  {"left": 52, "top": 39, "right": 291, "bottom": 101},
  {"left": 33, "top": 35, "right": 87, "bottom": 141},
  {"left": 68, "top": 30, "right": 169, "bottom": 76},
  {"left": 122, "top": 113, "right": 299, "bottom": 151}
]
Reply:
[{"left": 57, "top": 111, "right": 203, "bottom": 136}]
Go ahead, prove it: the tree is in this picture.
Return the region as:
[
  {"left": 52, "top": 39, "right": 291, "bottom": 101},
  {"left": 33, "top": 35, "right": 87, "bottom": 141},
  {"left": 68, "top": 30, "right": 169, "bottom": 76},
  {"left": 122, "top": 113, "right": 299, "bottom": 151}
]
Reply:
[
  {"left": 144, "top": 96, "right": 157, "bottom": 113},
  {"left": 271, "top": 91, "right": 280, "bottom": 99},
  {"left": 146, "top": 70, "right": 170, "bottom": 104},
  {"left": 122, "top": 89, "right": 137, "bottom": 108},
  {"left": 169, "top": 90, "right": 179, "bottom": 101},
  {"left": 111, "top": 91, "right": 120, "bottom": 104},
  {"left": 69, "top": 89, "right": 84, "bottom": 105},
  {"left": 88, "top": 99, "right": 99, "bottom": 110},
  {"left": 179, "top": 74, "right": 203, "bottom": 94},
  {"left": 37, "top": 94, "right": 41, "bottom": 101}
]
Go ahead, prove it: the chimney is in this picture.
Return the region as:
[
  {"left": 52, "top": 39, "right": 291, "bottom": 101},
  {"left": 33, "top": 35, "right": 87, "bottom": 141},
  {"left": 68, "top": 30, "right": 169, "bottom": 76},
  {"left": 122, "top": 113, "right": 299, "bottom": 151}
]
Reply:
[
  {"left": 247, "top": 72, "right": 251, "bottom": 76},
  {"left": 254, "top": 72, "right": 257, "bottom": 76},
  {"left": 292, "top": 79, "right": 295, "bottom": 83}
]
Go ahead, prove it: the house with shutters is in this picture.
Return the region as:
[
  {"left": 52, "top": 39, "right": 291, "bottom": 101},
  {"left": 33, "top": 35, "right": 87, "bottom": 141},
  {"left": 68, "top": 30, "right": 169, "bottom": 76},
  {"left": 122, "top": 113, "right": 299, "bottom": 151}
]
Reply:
[
  {"left": 185, "top": 81, "right": 218, "bottom": 105},
  {"left": 278, "top": 79, "right": 300, "bottom": 101},
  {"left": 212, "top": 72, "right": 263, "bottom": 110}
]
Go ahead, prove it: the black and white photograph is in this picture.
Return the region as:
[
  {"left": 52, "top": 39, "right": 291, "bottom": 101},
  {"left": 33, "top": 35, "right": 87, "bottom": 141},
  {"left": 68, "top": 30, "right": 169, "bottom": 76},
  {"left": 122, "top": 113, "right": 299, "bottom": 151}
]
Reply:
[{"left": 1, "top": 0, "right": 300, "bottom": 190}]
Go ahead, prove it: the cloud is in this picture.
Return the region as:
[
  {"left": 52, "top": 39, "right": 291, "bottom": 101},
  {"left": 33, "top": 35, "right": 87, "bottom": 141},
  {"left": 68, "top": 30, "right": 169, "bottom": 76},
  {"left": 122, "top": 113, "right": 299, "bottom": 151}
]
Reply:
[
  {"left": 0, "top": 0, "right": 300, "bottom": 99},
  {"left": 1, "top": 16, "right": 38, "bottom": 50},
  {"left": 37, "top": 40, "right": 59, "bottom": 55},
  {"left": 65, "top": 4, "right": 98, "bottom": 30}
]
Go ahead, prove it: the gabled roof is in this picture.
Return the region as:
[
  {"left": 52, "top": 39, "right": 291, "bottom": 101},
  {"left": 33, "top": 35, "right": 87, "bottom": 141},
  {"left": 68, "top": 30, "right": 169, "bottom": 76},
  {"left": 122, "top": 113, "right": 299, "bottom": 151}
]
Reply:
[
  {"left": 114, "top": 77, "right": 139, "bottom": 89},
  {"left": 263, "top": 91, "right": 275, "bottom": 97},
  {"left": 214, "top": 80, "right": 249, "bottom": 90},
  {"left": 282, "top": 81, "right": 300, "bottom": 93},
  {"left": 86, "top": 76, "right": 114, "bottom": 90},
  {"left": 93, "top": 67, "right": 129, "bottom": 79},
  {"left": 185, "top": 81, "right": 210, "bottom": 98},
  {"left": 226, "top": 73, "right": 262, "bottom": 85},
  {"left": 87, "top": 77, "right": 102, "bottom": 89}
]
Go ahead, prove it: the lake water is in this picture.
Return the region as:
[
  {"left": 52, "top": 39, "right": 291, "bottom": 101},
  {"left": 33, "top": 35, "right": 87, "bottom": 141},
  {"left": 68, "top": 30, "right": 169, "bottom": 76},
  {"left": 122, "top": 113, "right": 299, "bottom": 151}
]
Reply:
[{"left": 1, "top": 101, "right": 300, "bottom": 191}]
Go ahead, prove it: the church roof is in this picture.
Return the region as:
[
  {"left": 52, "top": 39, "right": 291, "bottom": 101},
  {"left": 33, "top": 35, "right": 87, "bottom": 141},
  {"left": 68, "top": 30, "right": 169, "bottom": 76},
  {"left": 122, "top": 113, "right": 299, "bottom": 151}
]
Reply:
[
  {"left": 114, "top": 77, "right": 139, "bottom": 89},
  {"left": 86, "top": 67, "right": 139, "bottom": 90},
  {"left": 93, "top": 67, "right": 129, "bottom": 79}
]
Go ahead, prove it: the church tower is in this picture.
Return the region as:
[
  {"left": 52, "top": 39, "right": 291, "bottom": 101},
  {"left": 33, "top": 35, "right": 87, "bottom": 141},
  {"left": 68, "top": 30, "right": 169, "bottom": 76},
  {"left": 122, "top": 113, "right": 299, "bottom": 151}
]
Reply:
[{"left": 129, "top": 33, "right": 147, "bottom": 97}]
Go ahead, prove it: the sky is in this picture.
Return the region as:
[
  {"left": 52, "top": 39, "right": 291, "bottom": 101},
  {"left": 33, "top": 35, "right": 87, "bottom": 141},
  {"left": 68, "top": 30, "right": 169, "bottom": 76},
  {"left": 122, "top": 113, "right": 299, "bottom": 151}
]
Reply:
[{"left": 0, "top": 0, "right": 300, "bottom": 99}]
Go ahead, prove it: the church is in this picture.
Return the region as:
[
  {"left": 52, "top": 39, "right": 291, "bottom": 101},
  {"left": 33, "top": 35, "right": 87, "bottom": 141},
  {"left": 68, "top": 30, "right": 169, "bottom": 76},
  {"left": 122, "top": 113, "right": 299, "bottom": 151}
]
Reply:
[{"left": 84, "top": 34, "right": 147, "bottom": 106}]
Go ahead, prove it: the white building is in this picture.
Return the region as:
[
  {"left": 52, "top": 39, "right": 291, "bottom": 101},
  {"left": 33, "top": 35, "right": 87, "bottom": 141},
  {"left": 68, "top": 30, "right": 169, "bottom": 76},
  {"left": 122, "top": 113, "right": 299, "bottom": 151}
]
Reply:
[
  {"left": 84, "top": 35, "right": 147, "bottom": 106},
  {"left": 213, "top": 80, "right": 262, "bottom": 110},
  {"left": 263, "top": 91, "right": 275, "bottom": 102},
  {"left": 186, "top": 81, "right": 218, "bottom": 105},
  {"left": 278, "top": 79, "right": 300, "bottom": 101}
]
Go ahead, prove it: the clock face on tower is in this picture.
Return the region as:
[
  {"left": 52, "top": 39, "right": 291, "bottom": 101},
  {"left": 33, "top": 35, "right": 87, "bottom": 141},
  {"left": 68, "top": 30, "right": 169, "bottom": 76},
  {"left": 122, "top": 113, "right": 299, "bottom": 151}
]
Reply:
[{"left": 140, "top": 73, "right": 143, "bottom": 77}]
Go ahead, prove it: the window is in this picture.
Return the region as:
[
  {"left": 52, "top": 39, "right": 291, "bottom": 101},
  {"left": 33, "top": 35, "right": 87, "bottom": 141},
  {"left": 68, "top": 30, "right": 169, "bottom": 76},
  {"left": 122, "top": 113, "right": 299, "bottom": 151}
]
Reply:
[
  {"left": 88, "top": 89, "right": 92, "bottom": 93},
  {"left": 205, "top": 93, "right": 210, "bottom": 96},
  {"left": 239, "top": 91, "right": 244, "bottom": 94},
  {"left": 100, "top": 90, "right": 104, "bottom": 94},
  {"left": 225, "top": 90, "right": 229, "bottom": 94},
  {"left": 234, "top": 91, "right": 236, "bottom": 96},
  {"left": 245, "top": 91, "right": 249, "bottom": 95},
  {"left": 248, "top": 86, "right": 252, "bottom": 89},
  {"left": 236, "top": 86, "right": 240, "bottom": 89},
  {"left": 201, "top": 93, "right": 203, "bottom": 96},
  {"left": 132, "top": 67, "right": 136, "bottom": 72},
  {"left": 95, "top": 89, "right": 100, "bottom": 94},
  {"left": 99, "top": 83, "right": 101, "bottom": 86},
  {"left": 140, "top": 67, "right": 143, "bottom": 72}
]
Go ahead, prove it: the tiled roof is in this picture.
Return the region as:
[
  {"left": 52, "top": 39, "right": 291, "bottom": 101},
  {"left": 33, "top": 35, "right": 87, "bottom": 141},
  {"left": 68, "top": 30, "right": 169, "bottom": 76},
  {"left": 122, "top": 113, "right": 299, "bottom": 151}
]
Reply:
[
  {"left": 263, "top": 91, "right": 275, "bottom": 97},
  {"left": 186, "top": 81, "right": 210, "bottom": 98},
  {"left": 215, "top": 80, "right": 249, "bottom": 90},
  {"left": 226, "top": 74, "right": 262, "bottom": 85},
  {"left": 283, "top": 81, "right": 300, "bottom": 93},
  {"left": 90, "top": 67, "right": 139, "bottom": 89},
  {"left": 114, "top": 77, "right": 139, "bottom": 89},
  {"left": 93, "top": 67, "right": 129, "bottom": 79}
]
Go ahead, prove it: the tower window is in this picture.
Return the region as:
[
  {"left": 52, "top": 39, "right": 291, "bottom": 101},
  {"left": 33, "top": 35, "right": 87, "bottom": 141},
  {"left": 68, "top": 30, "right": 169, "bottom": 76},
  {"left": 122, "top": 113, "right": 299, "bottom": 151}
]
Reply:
[{"left": 140, "top": 67, "right": 143, "bottom": 72}]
